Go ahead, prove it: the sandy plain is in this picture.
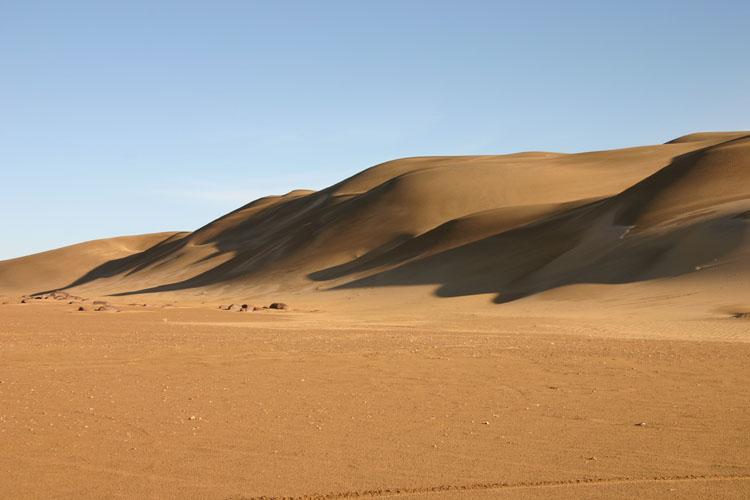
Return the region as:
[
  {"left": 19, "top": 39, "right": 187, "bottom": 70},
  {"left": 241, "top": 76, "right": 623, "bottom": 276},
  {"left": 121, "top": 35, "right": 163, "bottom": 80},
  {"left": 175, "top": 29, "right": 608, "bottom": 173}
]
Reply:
[{"left": 1, "top": 298, "right": 748, "bottom": 499}]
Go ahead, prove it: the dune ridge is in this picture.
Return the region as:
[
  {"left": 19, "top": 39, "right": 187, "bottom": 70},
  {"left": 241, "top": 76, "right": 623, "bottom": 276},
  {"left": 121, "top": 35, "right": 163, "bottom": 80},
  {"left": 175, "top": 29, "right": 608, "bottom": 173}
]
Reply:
[{"left": 1, "top": 131, "right": 748, "bottom": 315}]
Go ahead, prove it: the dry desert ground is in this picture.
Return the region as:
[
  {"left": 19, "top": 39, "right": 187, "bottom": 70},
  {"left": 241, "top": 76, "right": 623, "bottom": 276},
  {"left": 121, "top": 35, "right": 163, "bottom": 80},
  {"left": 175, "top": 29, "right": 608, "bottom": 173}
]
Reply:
[{"left": 1, "top": 131, "right": 749, "bottom": 498}]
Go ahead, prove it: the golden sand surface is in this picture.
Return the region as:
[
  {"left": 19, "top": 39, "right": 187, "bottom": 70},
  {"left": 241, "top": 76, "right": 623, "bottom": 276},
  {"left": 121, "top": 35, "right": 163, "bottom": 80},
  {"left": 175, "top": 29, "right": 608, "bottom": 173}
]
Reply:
[{"left": 0, "top": 301, "right": 748, "bottom": 499}]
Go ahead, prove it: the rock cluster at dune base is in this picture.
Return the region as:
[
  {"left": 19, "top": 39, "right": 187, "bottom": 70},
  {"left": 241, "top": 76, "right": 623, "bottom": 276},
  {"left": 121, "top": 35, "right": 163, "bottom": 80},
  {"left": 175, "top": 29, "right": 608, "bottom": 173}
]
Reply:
[
  {"left": 20, "top": 290, "right": 85, "bottom": 304},
  {"left": 218, "top": 302, "right": 291, "bottom": 312}
]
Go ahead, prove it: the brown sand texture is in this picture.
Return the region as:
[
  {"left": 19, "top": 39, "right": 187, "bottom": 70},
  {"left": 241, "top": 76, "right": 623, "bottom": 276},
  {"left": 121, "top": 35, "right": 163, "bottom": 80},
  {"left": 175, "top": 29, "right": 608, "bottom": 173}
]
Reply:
[{"left": 0, "top": 132, "right": 748, "bottom": 498}]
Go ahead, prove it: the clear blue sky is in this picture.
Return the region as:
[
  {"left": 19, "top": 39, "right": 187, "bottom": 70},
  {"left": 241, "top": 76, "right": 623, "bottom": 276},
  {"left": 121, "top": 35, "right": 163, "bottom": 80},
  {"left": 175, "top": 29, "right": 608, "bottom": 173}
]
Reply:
[{"left": 1, "top": 0, "right": 748, "bottom": 259}]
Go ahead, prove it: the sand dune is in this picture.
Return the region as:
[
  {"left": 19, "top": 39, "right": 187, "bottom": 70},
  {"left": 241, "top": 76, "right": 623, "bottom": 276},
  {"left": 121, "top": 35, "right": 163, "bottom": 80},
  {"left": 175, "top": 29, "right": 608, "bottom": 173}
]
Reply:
[
  {"left": 0, "top": 232, "right": 184, "bottom": 295},
  {"left": 343, "top": 135, "right": 750, "bottom": 303},
  {"left": 1, "top": 131, "right": 748, "bottom": 316}
]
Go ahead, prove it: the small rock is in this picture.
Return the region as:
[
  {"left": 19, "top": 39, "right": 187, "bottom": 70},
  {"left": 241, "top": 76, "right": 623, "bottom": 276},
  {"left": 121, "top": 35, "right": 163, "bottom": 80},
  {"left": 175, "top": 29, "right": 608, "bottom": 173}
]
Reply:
[
  {"left": 77, "top": 306, "right": 86, "bottom": 312},
  {"left": 188, "top": 415, "right": 196, "bottom": 421},
  {"left": 635, "top": 422, "right": 647, "bottom": 427},
  {"left": 94, "top": 305, "right": 119, "bottom": 312},
  {"left": 269, "top": 302, "right": 289, "bottom": 310}
]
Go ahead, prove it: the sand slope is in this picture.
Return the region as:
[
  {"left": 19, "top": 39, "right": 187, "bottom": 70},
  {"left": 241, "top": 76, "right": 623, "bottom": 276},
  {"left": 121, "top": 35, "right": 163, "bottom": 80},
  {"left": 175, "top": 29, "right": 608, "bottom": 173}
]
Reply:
[
  {"left": 0, "top": 232, "right": 184, "bottom": 295},
  {"left": 1, "top": 132, "right": 748, "bottom": 314}
]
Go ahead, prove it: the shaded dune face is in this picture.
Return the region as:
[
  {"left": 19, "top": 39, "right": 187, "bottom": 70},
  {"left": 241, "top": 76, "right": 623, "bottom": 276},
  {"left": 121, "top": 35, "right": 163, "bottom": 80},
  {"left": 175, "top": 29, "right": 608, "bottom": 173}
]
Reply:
[{"left": 1, "top": 131, "right": 748, "bottom": 305}]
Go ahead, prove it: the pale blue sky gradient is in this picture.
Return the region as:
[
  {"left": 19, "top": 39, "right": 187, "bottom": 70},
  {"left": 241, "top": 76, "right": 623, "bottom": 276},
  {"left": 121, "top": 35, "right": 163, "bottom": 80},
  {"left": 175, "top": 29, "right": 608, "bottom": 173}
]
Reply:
[{"left": 1, "top": 0, "right": 748, "bottom": 259}]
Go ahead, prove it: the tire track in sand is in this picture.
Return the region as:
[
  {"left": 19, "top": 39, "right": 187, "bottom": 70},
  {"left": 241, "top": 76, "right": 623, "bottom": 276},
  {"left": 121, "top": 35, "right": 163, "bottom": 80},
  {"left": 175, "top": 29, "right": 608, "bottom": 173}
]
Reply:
[{"left": 232, "top": 474, "right": 750, "bottom": 499}]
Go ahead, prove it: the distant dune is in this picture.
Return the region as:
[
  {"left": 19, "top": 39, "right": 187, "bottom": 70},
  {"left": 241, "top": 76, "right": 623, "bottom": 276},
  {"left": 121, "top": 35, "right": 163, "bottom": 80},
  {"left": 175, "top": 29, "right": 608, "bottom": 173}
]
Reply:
[
  {"left": 0, "top": 232, "right": 185, "bottom": 295},
  {"left": 1, "top": 131, "right": 748, "bottom": 316}
]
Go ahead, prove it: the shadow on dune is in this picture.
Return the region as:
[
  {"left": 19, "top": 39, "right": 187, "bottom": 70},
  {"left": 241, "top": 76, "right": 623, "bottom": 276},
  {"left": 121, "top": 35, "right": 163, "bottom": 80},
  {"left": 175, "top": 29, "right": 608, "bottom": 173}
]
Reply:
[
  {"left": 330, "top": 209, "right": 746, "bottom": 304},
  {"left": 32, "top": 191, "right": 337, "bottom": 296},
  {"left": 322, "top": 138, "right": 750, "bottom": 303},
  {"left": 34, "top": 135, "right": 749, "bottom": 303},
  {"left": 51, "top": 197, "right": 747, "bottom": 304},
  {"left": 31, "top": 233, "right": 190, "bottom": 296}
]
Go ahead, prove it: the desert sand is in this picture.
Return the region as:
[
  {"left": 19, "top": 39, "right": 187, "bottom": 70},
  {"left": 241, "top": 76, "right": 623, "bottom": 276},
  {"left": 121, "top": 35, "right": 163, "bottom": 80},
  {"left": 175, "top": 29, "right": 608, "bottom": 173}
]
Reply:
[{"left": 1, "top": 132, "right": 749, "bottom": 498}]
